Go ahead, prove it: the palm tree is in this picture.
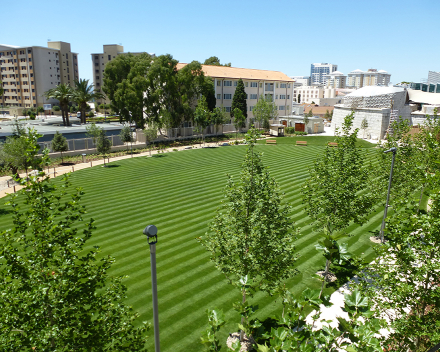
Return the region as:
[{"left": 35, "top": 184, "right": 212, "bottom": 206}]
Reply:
[
  {"left": 45, "top": 84, "right": 73, "bottom": 126},
  {"left": 72, "top": 79, "right": 105, "bottom": 124}
]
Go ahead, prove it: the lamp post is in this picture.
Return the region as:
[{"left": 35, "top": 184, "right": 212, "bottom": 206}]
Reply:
[
  {"left": 143, "top": 225, "right": 160, "bottom": 352},
  {"left": 379, "top": 147, "right": 397, "bottom": 243}
]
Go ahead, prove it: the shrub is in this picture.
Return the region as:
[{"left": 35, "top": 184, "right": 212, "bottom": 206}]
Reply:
[
  {"left": 87, "top": 112, "right": 95, "bottom": 118},
  {"left": 29, "top": 113, "right": 36, "bottom": 120},
  {"left": 52, "top": 106, "right": 60, "bottom": 112},
  {"left": 285, "top": 127, "right": 295, "bottom": 134},
  {"left": 294, "top": 131, "right": 308, "bottom": 136}
]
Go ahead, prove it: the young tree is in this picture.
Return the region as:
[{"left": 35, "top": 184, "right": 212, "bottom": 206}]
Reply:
[
  {"left": 233, "top": 108, "right": 246, "bottom": 141},
  {"left": 194, "top": 96, "right": 211, "bottom": 146},
  {"left": 143, "top": 125, "right": 158, "bottom": 156},
  {"left": 96, "top": 129, "right": 112, "bottom": 166},
  {"left": 51, "top": 131, "right": 68, "bottom": 163},
  {"left": 211, "top": 106, "right": 226, "bottom": 136},
  {"left": 253, "top": 95, "right": 278, "bottom": 131},
  {"left": 37, "top": 106, "right": 44, "bottom": 116},
  {"left": 302, "top": 112, "right": 376, "bottom": 297},
  {"left": 359, "top": 194, "right": 440, "bottom": 351},
  {"left": 361, "top": 118, "right": 368, "bottom": 138},
  {"left": 198, "top": 128, "right": 296, "bottom": 341},
  {"left": 303, "top": 115, "right": 310, "bottom": 133},
  {"left": 86, "top": 122, "right": 103, "bottom": 145},
  {"left": 231, "top": 79, "right": 247, "bottom": 122},
  {"left": 0, "top": 174, "right": 149, "bottom": 350},
  {"left": 119, "top": 125, "right": 133, "bottom": 151}
]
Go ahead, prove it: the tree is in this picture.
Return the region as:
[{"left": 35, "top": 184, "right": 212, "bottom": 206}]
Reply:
[
  {"left": 37, "top": 106, "right": 44, "bottom": 116},
  {"left": 96, "top": 129, "right": 112, "bottom": 166},
  {"left": 361, "top": 118, "right": 368, "bottom": 138},
  {"left": 203, "top": 56, "right": 231, "bottom": 67},
  {"left": 305, "top": 108, "right": 313, "bottom": 118},
  {"left": 324, "top": 109, "right": 333, "bottom": 121},
  {"left": 51, "top": 131, "right": 68, "bottom": 163},
  {"left": 211, "top": 106, "right": 227, "bottom": 136},
  {"left": 358, "top": 194, "right": 440, "bottom": 351},
  {"left": 52, "top": 105, "right": 60, "bottom": 112},
  {"left": 143, "top": 125, "right": 158, "bottom": 157},
  {"left": 0, "top": 174, "right": 149, "bottom": 350},
  {"left": 303, "top": 115, "right": 310, "bottom": 133},
  {"left": 0, "top": 128, "right": 45, "bottom": 176},
  {"left": 72, "top": 78, "right": 105, "bottom": 124},
  {"left": 194, "top": 96, "right": 211, "bottom": 146},
  {"left": 297, "top": 94, "right": 301, "bottom": 104},
  {"left": 69, "top": 105, "right": 78, "bottom": 114},
  {"left": 86, "top": 122, "right": 103, "bottom": 145},
  {"left": 233, "top": 108, "right": 246, "bottom": 141},
  {"left": 252, "top": 95, "right": 278, "bottom": 131},
  {"left": 45, "top": 84, "right": 73, "bottom": 126},
  {"left": 231, "top": 79, "right": 247, "bottom": 123},
  {"left": 119, "top": 125, "right": 133, "bottom": 151},
  {"left": 198, "top": 128, "right": 296, "bottom": 340},
  {"left": 302, "top": 112, "right": 376, "bottom": 297}
]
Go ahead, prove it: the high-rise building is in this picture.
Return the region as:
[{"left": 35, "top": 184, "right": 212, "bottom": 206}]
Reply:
[
  {"left": 427, "top": 71, "right": 440, "bottom": 84},
  {"left": 0, "top": 41, "right": 78, "bottom": 109},
  {"left": 310, "top": 63, "right": 338, "bottom": 85},
  {"left": 91, "top": 44, "right": 154, "bottom": 104},
  {"left": 325, "top": 71, "right": 346, "bottom": 88}
]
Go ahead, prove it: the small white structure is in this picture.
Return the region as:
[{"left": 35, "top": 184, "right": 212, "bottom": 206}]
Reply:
[
  {"left": 269, "top": 124, "right": 285, "bottom": 136},
  {"left": 279, "top": 115, "right": 325, "bottom": 134}
]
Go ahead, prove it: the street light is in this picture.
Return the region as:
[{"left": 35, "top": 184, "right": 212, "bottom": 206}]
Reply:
[
  {"left": 143, "top": 225, "right": 160, "bottom": 352},
  {"left": 379, "top": 147, "right": 397, "bottom": 243}
]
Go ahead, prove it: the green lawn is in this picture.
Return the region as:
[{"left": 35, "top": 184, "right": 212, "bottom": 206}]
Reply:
[
  {"left": 0, "top": 142, "right": 383, "bottom": 351},
  {"left": 257, "top": 136, "right": 377, "bottom": 148}
]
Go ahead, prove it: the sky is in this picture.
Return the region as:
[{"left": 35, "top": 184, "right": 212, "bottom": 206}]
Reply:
[{"left": 4, "top": 0, "right": 438, "bottom": 85}]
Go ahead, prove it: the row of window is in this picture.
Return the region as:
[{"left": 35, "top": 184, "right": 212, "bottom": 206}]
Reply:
[
  {"left": 217, "top": 80, "right": 291, "bottom": 88},
  {"left": 221, "top": 105, "right": 290, "bottom": 112},
  {"left": 216, "top": 94, "right": 290, "bottom": 100}
]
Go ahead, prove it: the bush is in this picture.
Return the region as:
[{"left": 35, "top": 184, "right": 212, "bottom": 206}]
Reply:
[
  {"left": 285, "top": 127, "right": 295, "bottom": 134},
  {"left": 29, "top": 113, "right": 36, "bottom": 120},
  {"left": 294, "top": 131, "right": 308, "bottom": 136},
  {"left": 52, "top": 106, "right": 60, "bottom": 112},
  {"left": 87, "top": 112, "right": 95, "bottom": 118}
]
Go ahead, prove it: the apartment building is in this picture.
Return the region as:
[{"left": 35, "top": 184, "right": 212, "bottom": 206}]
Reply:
[
  {"left": 310, "top": 63, "right": 338, "bottom": 85},
  {"left": 427, "top": 71, "right": 440, "bottom": 84},
  {"left": 176, "top": 64, "right": 294, "bottom": 127},
  {"left": 346, "top": 68, "right": 391, "bottom": 88},
  {"left": 0, "top": 41, "right": 78, "bottom": 110},
  {"left": 325, "top": 71, "right": 346, "bottom": 88},
  {"left": 293, "top": 86, "right": 324, "bottom": 104},
  {"left": 91, "top": 44, "right": 154, "bottom": 104}
]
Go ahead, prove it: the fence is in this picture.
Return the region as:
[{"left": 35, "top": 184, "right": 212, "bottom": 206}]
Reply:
[{"left": 38, "top": 135, "right": 125, "bottom": 153}]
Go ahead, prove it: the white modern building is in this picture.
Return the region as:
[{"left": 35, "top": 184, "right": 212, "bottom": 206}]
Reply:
[
  {"left": 291, "top": 76, "right": 310, "bottom": 87},
  {"left": 325, "top": 71, "right": 346, "bottom": 88},
  {"left": 310, "top": 63, "right": 338, "bottom": 85},
  {"left": 427, "top": 71, "right": 440, "bottom": 84}
]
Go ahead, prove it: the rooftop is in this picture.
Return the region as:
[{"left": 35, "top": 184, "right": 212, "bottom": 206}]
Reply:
[
  {"left": 177, "top": 63, "right": 294, "bottom": 82},
  {"left": 346, "top": 86, "right": 404, "bottom": 97}
]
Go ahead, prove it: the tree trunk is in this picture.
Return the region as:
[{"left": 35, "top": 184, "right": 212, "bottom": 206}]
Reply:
[
  {"left": 319, "top": 256, "right": 332, "bottom": 299},
  {"left": 239, "top": 288, "right": 246, "bottom": 342}
]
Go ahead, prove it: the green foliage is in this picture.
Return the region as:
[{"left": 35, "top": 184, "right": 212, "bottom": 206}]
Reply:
[
  {"left": 203, "top": 56, "right": 231, "bottom": 67},
  {"left": 45, "top": 84, "right": 73, "bottom": 126},
  {"left": 119, "top": 125, "right": 133, "bottom": 148},
  {"left": 200, "top": 309, "right": 226, "bottom": 351},
  {"left": 232, "top": 108, "right": 246, "bottom": 141},
  {"left": 285, "top": 126, "right": 295, "bottom": 134},
  {"left": 359, "top": 193, "right": 440, "bottom": 351},
  {"left": 96, "top": 130, "right": 112, "bottom": 160},
  {"left": 305, "top": 109, "right": 313, "bottom": 118},
  {"left": 0, "top": 128, "right": 46, "bottom": 175},
  {"left": 51, "top": 131, "right": 68, "bottom": 163},
  {"left": 72, "top": 78, "right": 104, "bottom": 124},
  {"left": 52, "top": 105, "right": 60, "bottom": 112},
  {"left": 303, "top": 112, "right": 376, "bottom": 296},
  {"left": 324, "top": 109, "right": 333, "bottom": 121},
  {"left": 86, "top": 122, "right": 103, "bottom": 144},
  {"left": 198, "top": 128, "right": 296, "bottom": 294},
  {"left": 0, "top": 175, "right": 149, "bottom": 350},
  {"left": 253, "top": 95, "right": 278, "bottom": 130},
  {"left": 211, "top": 106, "right": 227, "bottom": 135},
  {"left": 194, "top": 96, "right": 211, "bottom": 144},
  {"left": 231, "top": 79, "right": 247, "bottom": 119},
  {"left": 70, "top": 105, "right": 77, "bottom": 113}
]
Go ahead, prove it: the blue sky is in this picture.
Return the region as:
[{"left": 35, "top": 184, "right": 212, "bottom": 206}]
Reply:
[{"left": 5, "top": 0, "right": 438, "bottom": 85}]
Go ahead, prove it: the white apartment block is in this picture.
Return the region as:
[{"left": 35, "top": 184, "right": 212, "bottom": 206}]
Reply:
[
  {"left": 427, "top": 71, "right": 440, "bottom": 84},
  {"left": 291, "top": 76, "right": 310, "bottom": 87},
  {"left": 177, "top": 64, "right": 294, "bottom": 127},
  {"left": 310, "top": 63, "right": 338, "bottom": 85},
  {"left": 293, "top": 86, "right": 324, "bottom": 104},
  {"left": 347, "top": 68, "right": 391, "bottom": 88},
  {"left": 0, "top": 41, "right": 78, "bottom": 109},
  {"left": 91, "top": 44, "right": 155, "bottom": 104}
]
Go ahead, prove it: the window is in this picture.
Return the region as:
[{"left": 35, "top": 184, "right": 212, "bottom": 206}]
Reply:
[
  {"left": 95, "top": 55, "right": 99, "bottom": 60},
  {"left": 95, "top": 69, "right": 99, "bottom": 73},
  {"left": 287, "top": 95, "right": 290, "bottom": 99},
  {"left": 224, "top": 81, "right": 232, "bottom": 86},
  {"left": 29, "top": 58, "right": 32, "bottom": 62},
  {"left": 225, "top": 107, "right": 231, "bottom": 112},
  {"left": 280, "top": 83, "right": 287, "bottom": 88},
  {"left": 280, "top": 95, "right": 286, "bottom": 99},
  {"left": 276, "top": 83, "right": 279, "bottom": 88},
  {"left": 279, "top": 106, "right": 285, "bottom": 110},
  {"left": 96, "top": 76, "right": 100, "bottom": 80},
  {"left": 250, "top": 94, "right": 257, "bottom": 99},
  {"left": 288, "top": 84, "right": 291, "bottom": 88},
  {"left": 259, "top": 83, "right": 262, "bottom": 88},
  {"left": 66, "top": 53, "right": 68, "bottom": 59},
  {"left": 216, "top": 94, "right": 221, "bottom": 99},
  {"left": 245, "top": 82, "right": 248, "bottom": 87},
  {"left": 224, "top": 94, "right": 232, "bottom": 99},
  {"left": 95, "top": 63, "right": 99, "bottom": 66},
  {"left": 217, "top": 80, "right": 221, "bottom": 86},
  {"left": 234, "top": 81, "right": 238, "bottom": 86},
  {"left": 276, "top": 95, "right": 278, "bottom": 99},
  {"left": 108, "top": 55, "right": 111, "bottom": 60},
  {"left": 249, "top": 106, "right": 254, "bottom": 111}
]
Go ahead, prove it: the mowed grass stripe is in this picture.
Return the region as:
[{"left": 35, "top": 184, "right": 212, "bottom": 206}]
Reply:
[{"left": 0, "top": 141, "right": 383, "bottom": 352}]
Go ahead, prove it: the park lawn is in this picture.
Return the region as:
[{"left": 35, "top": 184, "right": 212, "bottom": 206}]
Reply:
[
  {"left": 257, "top": 135, "right": 377, "bottom": 148},
  {"left": 0, "top": 143, "right": 383, "bottom": 351}
]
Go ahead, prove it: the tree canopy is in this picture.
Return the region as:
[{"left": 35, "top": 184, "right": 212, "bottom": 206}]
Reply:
[
  {"left": 45, "top": 84, "right": 73, "bottom": 126},
  {"left": 253, "top": 95, "right": 277, "bottom": 130},
  {"left": 231, "top": 79, "right": 247, "bottom": 121},
  {"left": 72, "top": 79, "right": 105, "bottom": 124},
  {"left": 203, "top": 56, "right": 231, "bottom": 67}
]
